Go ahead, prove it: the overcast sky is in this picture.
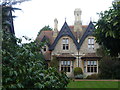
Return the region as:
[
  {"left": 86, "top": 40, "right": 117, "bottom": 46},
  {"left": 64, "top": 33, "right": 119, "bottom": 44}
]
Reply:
[{"left": 13, "top": 0, "right": 113, "bottom": 42}]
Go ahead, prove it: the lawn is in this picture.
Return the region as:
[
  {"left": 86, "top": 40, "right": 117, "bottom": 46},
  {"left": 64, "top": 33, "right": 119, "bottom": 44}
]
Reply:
[{"left": 67, "top": 81, "right": 119, "bottom": 88}]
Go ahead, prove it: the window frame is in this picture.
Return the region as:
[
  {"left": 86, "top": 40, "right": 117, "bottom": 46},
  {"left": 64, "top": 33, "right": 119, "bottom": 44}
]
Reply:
[
  {"left": 61, "top": 61, "right": 71, "bottom": 72},
  {"left": 84, "top": 60, "right": 97, "bottom": 73},
  {"left": 62, "top": 38, "right": 69, "bottom": 50},
  {"left": 88, "top": 38, "right": 94, "bottom": 49}
]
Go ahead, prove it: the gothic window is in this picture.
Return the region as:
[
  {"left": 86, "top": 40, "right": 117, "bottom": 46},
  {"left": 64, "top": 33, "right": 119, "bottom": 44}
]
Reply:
[
  {"left": 62, "top": 38, "right": 69, "bottom": 50},
  {"left": 61, "top": 61, "right": 71, "bottom": 72},
  {"left": 88, "top": 38, "right": 94, "bottom": 49},
  {"left": 84, "top": 60, "right": 97, "bottom": 73}
]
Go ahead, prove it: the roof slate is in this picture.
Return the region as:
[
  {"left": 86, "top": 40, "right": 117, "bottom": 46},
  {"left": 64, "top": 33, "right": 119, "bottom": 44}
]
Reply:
[
  {"left": 36, "top": 30, "right": 54, "bottom": 45},
  {"left": 78, "top": 21, "right": 95, "bottom": 49},
  {"left": 37, "top": 21, "right": 95, "bottom": 51},
  {"left": 49, "top": 21, "right": 79, "bottom": 50}
]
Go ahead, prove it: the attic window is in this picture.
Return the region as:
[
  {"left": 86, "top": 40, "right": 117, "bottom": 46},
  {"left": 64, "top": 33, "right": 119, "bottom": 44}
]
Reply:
[
  {"left": 62, "top": 38, "right": 69, "bottom": 50},
  {"left": 88, "top": 38, "right": 94, "bottom": 49},
  {"left": 43, "top": 45, "right": 47, "bottom": 51}
]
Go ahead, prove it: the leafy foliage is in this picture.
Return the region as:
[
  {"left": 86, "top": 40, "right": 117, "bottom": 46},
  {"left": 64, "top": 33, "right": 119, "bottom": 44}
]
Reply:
[
  {"left": 2, "top": 1, "right": 69, "bottom": 89},
  {"left": 98, "top": 57, "right": 120, "bottom": 79},
  {"left": 86, "top": 74, "right": 99, "bottom": 79},
  {"left": 1, "top": 0, "right": 31, "bottom": 5},
  {"left": 96, "top": 47, "right": 120, "bottom": 79},
  {"left": 37, "top": 25, "right": 53, "bottom": 36},
  {"left": 49, "top": 56, "right": 59, "bottom": 71},
  {"left": 74, "top": 67, "right": 83, "bottom": 76},
  {"left": 95, "top": 2, "right": 120, "bottom": 56},
  {"left": 2, "top": 31, "right": 69, "bottom": 89},
  {"left": 1, "top": 1, "right": 29, "bottom": 34}
]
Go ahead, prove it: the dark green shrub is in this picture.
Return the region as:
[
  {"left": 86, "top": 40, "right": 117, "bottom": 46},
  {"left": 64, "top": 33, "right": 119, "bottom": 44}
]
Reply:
[
  {"left": 49, "top": 56, "right": 59, "bottom": 71},
  {"left": 74, "top": 67, "right": 83, "bottom": 76},
  {"left": 2, "top": 32, "right": 70, "bottom": 89},
  {"left": 86, "top": 74, "right": 99, "bottom": 79},
  {"left": 74, "top": 74, "right": 83, "bottom": 79}
]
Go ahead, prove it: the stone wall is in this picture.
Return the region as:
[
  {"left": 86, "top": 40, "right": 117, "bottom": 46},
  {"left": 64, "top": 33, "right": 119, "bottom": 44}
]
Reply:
[
  {"left": 52, "top": 36, "right": 78, "bottom": 55},
  {"left": 79, "top": 36, "right": 99, "bottom": 54}
]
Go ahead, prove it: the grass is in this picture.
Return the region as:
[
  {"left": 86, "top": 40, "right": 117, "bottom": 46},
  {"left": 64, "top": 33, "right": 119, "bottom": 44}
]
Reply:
[{"left": 67, "top": 81, "right": 120, "bottom": 88}]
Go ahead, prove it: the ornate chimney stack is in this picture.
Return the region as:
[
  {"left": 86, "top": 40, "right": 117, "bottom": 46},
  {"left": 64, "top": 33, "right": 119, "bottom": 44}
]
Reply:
[
  {"left": 74, "top": 8, "right": 82, "bottom": 32},
  {"left": 53, "top": 18, "right": 58, "bottom": 39}
]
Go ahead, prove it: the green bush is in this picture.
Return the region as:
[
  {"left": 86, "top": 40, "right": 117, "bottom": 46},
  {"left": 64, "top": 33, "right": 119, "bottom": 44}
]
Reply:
[
  {"left": 74, "top": 67, "right": 83, "bottom": 76},
  {"left": 74, "top": 74, "right": 84, "bottom": 79},
  {"left": 86, "top": 74, "right": 99, "bottom": 79},
  {"left": 2, "top": 32, "right": 69, "bottom": 89}
]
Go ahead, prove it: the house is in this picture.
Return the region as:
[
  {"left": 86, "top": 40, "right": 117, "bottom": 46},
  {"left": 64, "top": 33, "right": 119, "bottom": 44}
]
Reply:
[{"left": 37, "top": 8, "right": 100, "bottom": 77}]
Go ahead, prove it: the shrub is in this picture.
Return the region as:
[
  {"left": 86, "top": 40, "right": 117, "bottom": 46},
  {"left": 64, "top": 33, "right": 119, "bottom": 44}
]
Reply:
[
  {"left": 2, "top": 32, "right": 70, "bottom": 89},
  {"left": 74, "top": 74, "right": 84, "bottom": 79},
  {"left": 49, "top": 56, "right": 59, "bottom": 71},
  {"left": 86, "top": 74, "right": 99, "bottom": 79},
  {"left": 74, "top": 67, "right": 83, "bottom": 76}
]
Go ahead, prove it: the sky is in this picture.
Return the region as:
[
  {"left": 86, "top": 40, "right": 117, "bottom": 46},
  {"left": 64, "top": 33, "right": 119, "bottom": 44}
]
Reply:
[{"left": 13, "top": 0, "right": 114, "bottom": 42}]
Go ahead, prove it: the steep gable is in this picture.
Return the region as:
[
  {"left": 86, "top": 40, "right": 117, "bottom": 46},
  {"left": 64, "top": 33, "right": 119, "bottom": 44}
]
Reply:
[
  {"left": 36, "top": 30, "right": 54, "bottom": 45},
  {"left": 50, "top": 21, "right": 79, "bottom": 50},
  {"left": 78, "top": 21, "right": 95, "bottom": 50}
]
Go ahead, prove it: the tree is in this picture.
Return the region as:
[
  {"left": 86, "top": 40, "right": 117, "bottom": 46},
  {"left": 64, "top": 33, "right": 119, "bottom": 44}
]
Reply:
[
  {"left": 1, "top": 0, "right": 30, "bottom": 34},
  {"left": 2, "top": 31, "right": 69, "bottom": 89},
  {"left": 37, "top": 25, "right": 53, "bottom": 36},
  {"left": 49, "top": 56, "right": 59, "bottom": 71},
  {"left": 2, "top": 1, "right": 69, "bottom": 89},
  {"left": 95, "top": 1, "right": 120, "bottom": 57},
  {"left": 96, "top": 46, "right": 120, "bottom": 79}
]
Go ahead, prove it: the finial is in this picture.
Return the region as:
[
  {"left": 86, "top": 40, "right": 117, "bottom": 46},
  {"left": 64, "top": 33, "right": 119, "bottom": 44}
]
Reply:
[
  {"left": 65, "top": 17, "right": 66, "bottom": 22},
  {"left": 90, "top": 17, "right": 92, "bottom": 22}
]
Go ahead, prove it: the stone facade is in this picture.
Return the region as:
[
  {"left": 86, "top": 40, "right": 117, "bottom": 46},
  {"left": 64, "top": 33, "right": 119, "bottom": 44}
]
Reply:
[{"left": 37, "top": 8, "right": 100, "bottom": 77}]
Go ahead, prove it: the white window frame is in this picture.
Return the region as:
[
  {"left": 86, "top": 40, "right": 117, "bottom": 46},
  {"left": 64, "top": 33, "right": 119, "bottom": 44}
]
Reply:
[
  {"left": 61, "top": 61, "right": 71, "bottom": 72},
  {"left": 88, "top": 38, "right": 94, "bottom": 49},
  {"left": 62, "top": 38, "right": 69, "bottom": 50},
  {"left": 84, "top": 60, "right": 97, "bottom": 73}
]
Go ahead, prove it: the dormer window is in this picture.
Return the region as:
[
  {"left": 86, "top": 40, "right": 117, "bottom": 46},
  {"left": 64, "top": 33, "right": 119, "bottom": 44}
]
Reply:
[
  {"left": 43, "top": 45, "right": 47, "bottom": 52},
  {"left": 62, "top": 38, "right": 69, "bottom": 50},
  {"left": 88, "top": 38, "right": 94, "bottom": 49}
]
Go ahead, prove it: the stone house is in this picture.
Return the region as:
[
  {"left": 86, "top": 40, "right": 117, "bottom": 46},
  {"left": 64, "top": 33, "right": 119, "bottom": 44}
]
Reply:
[{"left": 37, "top": 8, "right": 100, "bottom": 77}]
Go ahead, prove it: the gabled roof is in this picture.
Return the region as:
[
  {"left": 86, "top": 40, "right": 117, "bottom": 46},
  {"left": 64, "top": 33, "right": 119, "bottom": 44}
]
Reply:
[
  {"left": 41, "top": 36, "right": 48, "bottom": 42},
  {"left": 78, "top": 21, "right": 95, "bottom": 50},
  {"left": 36, "top": 30, "right": 54, "bottom": 45},
  {"left": 50, "top": 21, "right": 79, "bottom": 50},
  {"left": 41, "top": 36, "right": 51, "bottom": 46}
]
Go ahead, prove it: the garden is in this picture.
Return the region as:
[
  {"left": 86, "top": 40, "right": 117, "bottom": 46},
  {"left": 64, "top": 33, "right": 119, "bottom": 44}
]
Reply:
[{"left": 1, "top": 0, "right": 120, "bottom": 89}]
